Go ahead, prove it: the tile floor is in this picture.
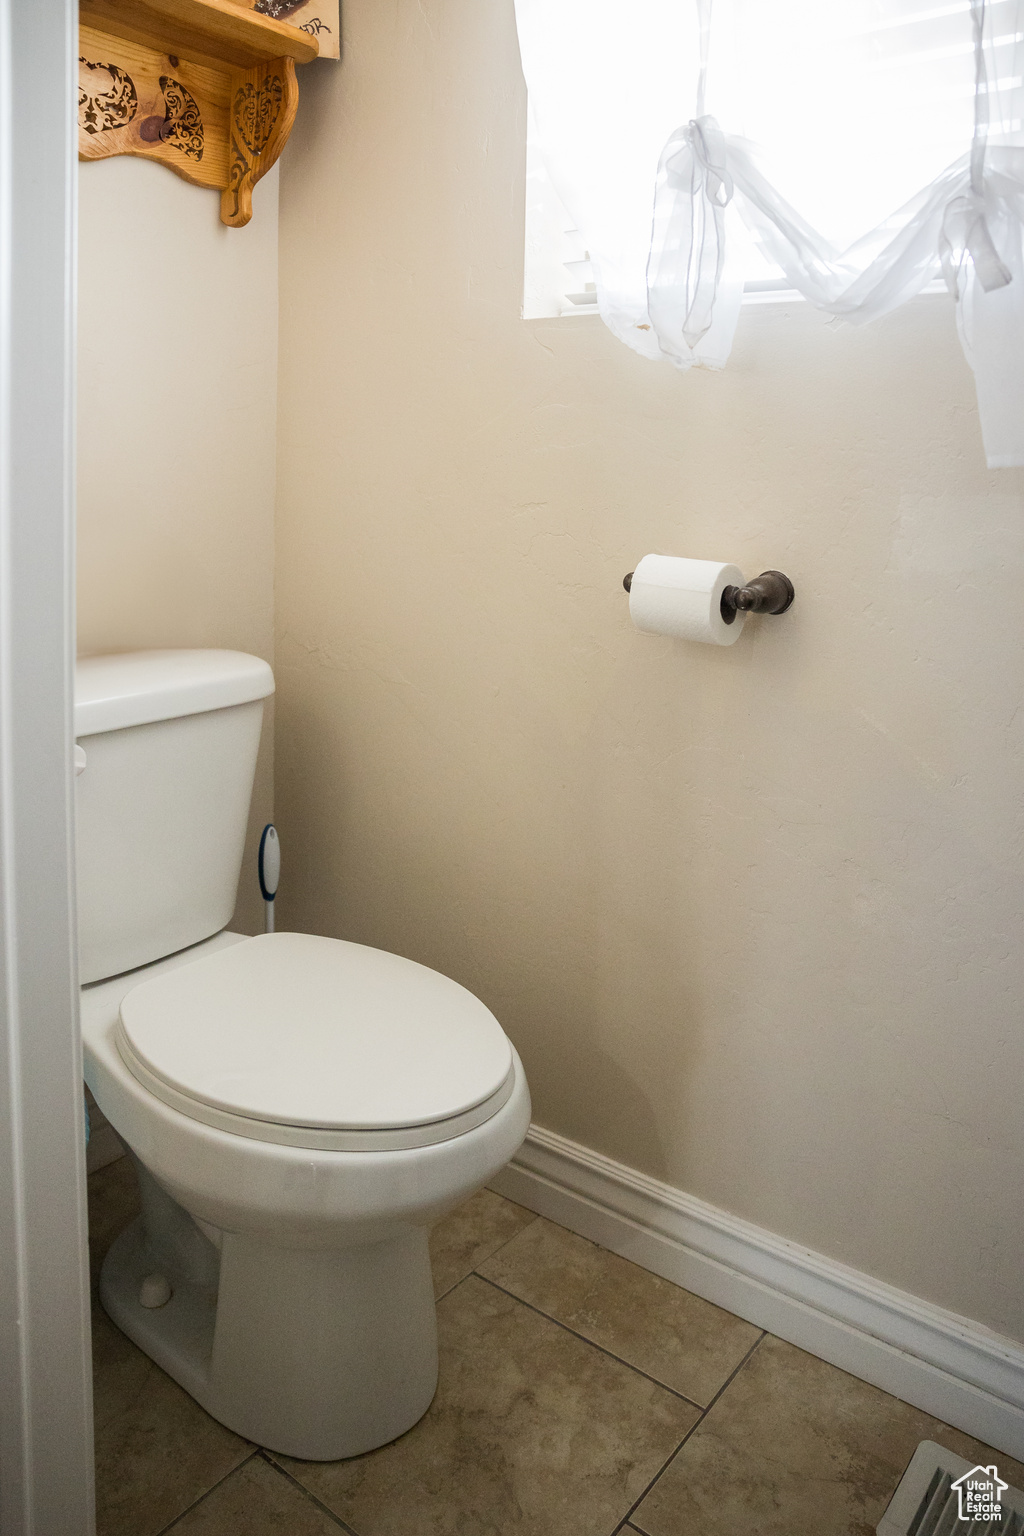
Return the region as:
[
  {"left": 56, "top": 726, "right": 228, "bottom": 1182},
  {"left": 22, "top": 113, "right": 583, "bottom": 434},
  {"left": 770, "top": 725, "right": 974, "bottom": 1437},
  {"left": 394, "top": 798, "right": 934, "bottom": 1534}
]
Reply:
[{"left": 88, "top": 1157, "right": 1023, "bottom": 1536}]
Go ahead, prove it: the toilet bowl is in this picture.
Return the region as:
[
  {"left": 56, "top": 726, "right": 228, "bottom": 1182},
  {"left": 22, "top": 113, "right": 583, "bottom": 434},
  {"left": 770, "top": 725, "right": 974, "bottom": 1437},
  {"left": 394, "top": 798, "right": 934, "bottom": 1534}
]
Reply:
[{"left": 76, "top": 650, "right": 531, "bottom": 1460}]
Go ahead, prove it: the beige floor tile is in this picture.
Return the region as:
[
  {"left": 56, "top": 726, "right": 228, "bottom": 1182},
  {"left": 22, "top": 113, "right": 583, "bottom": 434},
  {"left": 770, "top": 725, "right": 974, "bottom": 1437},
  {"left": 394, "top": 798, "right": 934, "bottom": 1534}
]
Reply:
[
  {"left": 632, "top": 1332, "right": 1024, "bottom": 1536},
  {"left": 168, "top": 1454, "right": 350, "bottom": 1535},
  {"left": 93, "top": 1303, "right": 252, "bottom": 1536},
  {"left": 276, "top": 1274, "right": 699, "bottom": 1536},
  {"left": 89, "top": 1161, "right": 252, "bottom": 1536},
  {"left": 478, "top": 1217, "right": 761, "bottom": 1406},
  {"left": 429, "top": 1188, "right": 537, "bottom": 1298}
]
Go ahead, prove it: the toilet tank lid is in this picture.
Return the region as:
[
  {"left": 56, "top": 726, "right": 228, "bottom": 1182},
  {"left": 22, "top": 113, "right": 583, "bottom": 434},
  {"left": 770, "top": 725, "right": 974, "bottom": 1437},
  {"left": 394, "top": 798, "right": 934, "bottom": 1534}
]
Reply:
[{"left": 75, "top": 650, "right": 275, "bottom": 737}]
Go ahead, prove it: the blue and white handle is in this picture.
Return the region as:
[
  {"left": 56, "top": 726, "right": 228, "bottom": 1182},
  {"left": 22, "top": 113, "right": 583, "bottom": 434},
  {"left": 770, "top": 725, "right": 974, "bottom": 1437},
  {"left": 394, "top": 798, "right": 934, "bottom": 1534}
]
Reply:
[{"left": 258, "top": 823, "right": 280, "bottom": 934}]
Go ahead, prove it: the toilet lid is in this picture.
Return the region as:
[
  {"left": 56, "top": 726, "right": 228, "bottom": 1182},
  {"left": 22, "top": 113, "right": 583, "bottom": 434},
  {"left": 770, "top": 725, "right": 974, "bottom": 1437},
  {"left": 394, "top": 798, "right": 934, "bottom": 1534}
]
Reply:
[{"left": 116, "top": 932, "right": 514, "bottom": 1144}]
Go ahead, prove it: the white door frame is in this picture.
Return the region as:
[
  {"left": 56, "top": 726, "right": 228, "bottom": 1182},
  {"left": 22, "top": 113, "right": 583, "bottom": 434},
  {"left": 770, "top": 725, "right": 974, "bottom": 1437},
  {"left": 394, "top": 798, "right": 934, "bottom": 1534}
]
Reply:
[{"left": 0, "top": 0, "right": 96, "bottom": 1529}]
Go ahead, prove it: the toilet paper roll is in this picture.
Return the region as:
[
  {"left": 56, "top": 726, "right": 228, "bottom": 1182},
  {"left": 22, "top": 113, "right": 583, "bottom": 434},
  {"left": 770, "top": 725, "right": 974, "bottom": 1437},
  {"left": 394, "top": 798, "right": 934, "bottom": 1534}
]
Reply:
[{"left": 628, "top": 555, "right": 746, "bottom": 646}]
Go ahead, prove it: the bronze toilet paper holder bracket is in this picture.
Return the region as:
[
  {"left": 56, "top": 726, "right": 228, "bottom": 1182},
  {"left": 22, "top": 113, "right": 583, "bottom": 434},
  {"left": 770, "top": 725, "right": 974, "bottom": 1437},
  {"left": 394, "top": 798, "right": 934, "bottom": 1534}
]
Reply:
[{"left": 622, "top": 568, "right": 795, "bottom": 625}]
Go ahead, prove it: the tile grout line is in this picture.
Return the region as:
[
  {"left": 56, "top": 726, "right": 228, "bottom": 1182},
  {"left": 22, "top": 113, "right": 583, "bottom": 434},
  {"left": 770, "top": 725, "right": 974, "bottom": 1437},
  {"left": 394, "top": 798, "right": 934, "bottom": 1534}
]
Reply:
[
  {"left": 473, "top": 1270, "right": 708, "bottom": 1411},
  {"left": 261, "top": 1450, "right": 363, "bottom": 1534},
  {"left": 153, "top": 1447, "right": 260, "bottom": 1534},
  {"left": 434, "top": 1274, "right": 472, "bottom": 1302},
  {"left": 433, "top": 1209, "right": 542, "bottom": 1302},
  {"left": 611, "top": 1329, "right": 769, "bottom": 1536}
]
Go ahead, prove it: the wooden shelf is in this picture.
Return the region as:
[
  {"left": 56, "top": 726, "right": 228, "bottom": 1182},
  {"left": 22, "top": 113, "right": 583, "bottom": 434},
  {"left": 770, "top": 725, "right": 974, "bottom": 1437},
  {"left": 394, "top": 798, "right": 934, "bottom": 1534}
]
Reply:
[{"left": 78, "top": 0, "right": 320, "bottom": 226}]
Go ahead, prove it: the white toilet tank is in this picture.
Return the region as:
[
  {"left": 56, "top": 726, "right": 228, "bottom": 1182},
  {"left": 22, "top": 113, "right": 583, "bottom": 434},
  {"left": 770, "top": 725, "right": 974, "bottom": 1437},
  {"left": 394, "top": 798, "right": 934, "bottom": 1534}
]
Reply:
[{"left": 75, "top": 650, "right": 275, "bottom": 985}]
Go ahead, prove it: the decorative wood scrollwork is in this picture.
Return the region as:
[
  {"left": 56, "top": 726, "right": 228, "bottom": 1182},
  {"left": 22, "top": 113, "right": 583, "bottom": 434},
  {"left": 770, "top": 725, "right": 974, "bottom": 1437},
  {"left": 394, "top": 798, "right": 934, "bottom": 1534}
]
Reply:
[
  {"left": 77, "top": 0, "right": 318, "bottom": 227},
  {"left": 221, "top": 60, "right": 296, "bottom": 227},
  {"left": 235, "top": 74, "right": 284, "bottom": 157},
  {"left": 158, "top": 77, "right": 204, "bottom": 161},
  {"left": 79, "top": 58, "right": 138, "bottom": 135}
]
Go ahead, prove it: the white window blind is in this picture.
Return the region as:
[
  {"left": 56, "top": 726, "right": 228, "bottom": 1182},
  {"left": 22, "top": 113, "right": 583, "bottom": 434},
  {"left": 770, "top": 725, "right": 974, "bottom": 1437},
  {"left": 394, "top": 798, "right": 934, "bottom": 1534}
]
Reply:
[{"left": 524, "top": 121, "right": 599, "bottom": 318}]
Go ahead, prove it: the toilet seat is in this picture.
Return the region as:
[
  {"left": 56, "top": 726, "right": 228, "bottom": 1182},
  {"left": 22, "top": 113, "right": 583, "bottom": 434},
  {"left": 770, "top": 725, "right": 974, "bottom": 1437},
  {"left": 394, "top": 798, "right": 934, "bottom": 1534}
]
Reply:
[{"left": 116, "top": 931, "right": 516, "bottom": 1152}]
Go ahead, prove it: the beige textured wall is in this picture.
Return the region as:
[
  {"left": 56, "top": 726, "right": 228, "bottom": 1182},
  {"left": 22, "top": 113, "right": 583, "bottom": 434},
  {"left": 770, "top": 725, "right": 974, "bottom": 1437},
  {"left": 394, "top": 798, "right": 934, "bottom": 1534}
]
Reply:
[
  {"left": 77, "top": 158, "right": 278, "bottom": 935},
  {"left": 275, "top": 1, "right": 1024, "bottom": 1339}
]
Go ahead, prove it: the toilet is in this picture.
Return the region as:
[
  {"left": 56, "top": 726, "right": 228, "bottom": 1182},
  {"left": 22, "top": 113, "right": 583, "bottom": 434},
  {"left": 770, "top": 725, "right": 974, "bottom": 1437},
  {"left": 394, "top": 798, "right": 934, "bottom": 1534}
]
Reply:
[{"left": 76, "top": 649, "right": 531, "bottom": 1461}]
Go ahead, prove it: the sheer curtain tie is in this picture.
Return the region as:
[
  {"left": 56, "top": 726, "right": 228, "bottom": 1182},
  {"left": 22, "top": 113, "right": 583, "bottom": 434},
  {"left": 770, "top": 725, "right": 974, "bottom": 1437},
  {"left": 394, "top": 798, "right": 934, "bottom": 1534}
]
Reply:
[{"left": 649, "top": 115, "right": 737, "bottom": 355}]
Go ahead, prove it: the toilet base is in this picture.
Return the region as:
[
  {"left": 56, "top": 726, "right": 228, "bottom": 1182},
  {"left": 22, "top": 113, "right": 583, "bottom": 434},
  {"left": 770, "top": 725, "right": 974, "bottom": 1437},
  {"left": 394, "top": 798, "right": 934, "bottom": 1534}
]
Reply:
[{"left": 100, "top": 1209, "right": 439, "bottom": 1460}]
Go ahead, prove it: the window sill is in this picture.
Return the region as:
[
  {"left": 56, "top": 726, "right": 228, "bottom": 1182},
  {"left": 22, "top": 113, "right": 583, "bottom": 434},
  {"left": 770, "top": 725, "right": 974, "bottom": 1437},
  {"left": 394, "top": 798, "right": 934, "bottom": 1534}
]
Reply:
[{"left": 524, "top": 278, "right": 949, "bottom": 321}]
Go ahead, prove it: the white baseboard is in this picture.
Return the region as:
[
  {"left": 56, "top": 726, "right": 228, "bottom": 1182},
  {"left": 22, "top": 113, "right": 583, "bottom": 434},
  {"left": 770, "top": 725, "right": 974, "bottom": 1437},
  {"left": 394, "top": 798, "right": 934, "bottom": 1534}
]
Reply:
[{"left": 489, "top": 1125, "right": 1024, "bottom": 1462}]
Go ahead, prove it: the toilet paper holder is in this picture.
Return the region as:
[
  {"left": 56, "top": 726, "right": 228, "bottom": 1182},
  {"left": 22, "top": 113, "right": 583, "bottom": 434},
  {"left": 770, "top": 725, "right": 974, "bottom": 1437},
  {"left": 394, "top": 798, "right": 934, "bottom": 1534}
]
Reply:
[{"left": 622, "top": 567, "right": 795, "bottom": 625}]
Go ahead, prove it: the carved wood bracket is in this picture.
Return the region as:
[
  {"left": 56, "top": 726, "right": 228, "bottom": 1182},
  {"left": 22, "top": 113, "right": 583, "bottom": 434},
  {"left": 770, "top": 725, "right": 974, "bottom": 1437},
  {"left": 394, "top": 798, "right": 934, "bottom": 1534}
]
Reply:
[{"left": 78, "top": 0, "right": 317, "bottom": 226}]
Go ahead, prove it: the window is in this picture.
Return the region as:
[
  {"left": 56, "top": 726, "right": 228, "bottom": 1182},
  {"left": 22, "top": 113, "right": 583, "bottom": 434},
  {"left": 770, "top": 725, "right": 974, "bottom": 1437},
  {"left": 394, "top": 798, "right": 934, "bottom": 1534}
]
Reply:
[
  {"left": 524, "top": 2, "right": 1019, "bottom": 319},
  {"left": 514, "top": 0, "right": 1024, "bottom": 464}
]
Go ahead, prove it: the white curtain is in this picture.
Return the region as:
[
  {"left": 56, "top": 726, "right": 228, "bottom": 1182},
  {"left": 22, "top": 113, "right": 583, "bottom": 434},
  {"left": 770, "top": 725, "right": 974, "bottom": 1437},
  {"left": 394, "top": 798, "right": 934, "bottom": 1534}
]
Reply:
[{"left": 514, "top": 0, "right": 1024, "bottom": 468}]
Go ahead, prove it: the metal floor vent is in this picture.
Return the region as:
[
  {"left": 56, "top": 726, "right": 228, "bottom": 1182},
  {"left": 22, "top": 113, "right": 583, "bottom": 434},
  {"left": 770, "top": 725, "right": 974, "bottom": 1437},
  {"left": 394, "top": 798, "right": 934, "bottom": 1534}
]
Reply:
[{"left": 878, "top": 1440, "right": 1024, "bottom": 1535}]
